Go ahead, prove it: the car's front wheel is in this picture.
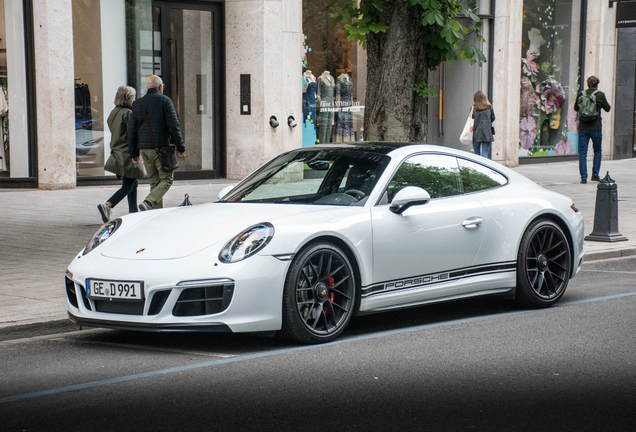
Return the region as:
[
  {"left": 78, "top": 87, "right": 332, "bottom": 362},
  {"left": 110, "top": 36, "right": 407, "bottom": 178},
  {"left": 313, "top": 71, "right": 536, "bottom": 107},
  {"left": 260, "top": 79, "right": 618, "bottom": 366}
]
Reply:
[
  {"left": 281, "top": 242, "right": 357, "bottom": 344},
  {"left": 515, "top": 219, "right": 571, "bottom": 308}
]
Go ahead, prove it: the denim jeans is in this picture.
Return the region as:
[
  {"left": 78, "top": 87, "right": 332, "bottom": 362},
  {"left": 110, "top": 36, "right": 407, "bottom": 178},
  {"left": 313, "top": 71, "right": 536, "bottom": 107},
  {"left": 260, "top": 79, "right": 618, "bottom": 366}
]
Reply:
[
  {"left": 578, "top": 129, "right": 602, "bottom": 180},
  {"left": 107, "top": 177, "right": 139, "bottom": 213},
  {"left": 473, "top": 141, "right": 491, "bottom": 159}
]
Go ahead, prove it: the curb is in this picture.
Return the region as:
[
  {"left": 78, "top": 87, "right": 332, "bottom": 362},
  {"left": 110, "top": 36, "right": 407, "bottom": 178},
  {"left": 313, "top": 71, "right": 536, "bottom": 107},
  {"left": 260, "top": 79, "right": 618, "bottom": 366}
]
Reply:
[{"left": 584, "top": 247, "right": 636, "bottom": 262}]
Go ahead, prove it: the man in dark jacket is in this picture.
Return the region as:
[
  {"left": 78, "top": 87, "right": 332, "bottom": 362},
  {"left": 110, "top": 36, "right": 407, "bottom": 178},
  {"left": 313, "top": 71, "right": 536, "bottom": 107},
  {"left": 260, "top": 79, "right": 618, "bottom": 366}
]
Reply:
[
  {"left": 129, "top": 75, "right": 186, "bottom": 210},
  {"left": 573, "top": 76, "right": 611, "bottom": 184}
]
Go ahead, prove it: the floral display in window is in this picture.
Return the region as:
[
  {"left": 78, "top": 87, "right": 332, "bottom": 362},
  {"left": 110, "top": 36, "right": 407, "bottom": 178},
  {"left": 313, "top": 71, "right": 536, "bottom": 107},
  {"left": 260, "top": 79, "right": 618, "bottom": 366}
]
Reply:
[{"left": 518, "top": 0, "right": 581, "bottom": 157}]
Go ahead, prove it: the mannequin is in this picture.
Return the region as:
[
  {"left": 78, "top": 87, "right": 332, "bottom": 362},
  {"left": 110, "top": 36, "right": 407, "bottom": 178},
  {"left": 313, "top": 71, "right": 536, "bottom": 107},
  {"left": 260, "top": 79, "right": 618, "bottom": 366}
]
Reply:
[
  {"left": 334, "top": 73, "right": 354, "bottom": 142},
  {"left": 302, "top": 71, "right": 317, "bottom": 145},
  {"left": 316, "top": 71, "right": 335, "bottom": 144}
]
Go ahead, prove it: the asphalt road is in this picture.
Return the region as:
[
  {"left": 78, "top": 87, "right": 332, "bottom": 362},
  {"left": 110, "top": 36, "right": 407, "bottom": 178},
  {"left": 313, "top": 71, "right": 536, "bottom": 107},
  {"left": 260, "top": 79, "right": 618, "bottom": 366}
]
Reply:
[{"left": 1, "top": 257, "right": 635, "bottom": 432}]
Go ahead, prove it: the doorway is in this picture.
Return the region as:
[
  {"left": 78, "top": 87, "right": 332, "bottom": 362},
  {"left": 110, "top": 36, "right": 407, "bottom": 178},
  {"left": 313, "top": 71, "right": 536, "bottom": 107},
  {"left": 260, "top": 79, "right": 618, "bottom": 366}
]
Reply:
[{"left": 152, "top": 1, "right": 224, "bottom": 178}]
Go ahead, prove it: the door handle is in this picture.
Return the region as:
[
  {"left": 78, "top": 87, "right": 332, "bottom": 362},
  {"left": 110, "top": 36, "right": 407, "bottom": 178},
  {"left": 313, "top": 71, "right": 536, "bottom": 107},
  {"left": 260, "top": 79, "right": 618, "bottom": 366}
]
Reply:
[{"left": 462, "top": 217, "right": 483, "bottom": 229}]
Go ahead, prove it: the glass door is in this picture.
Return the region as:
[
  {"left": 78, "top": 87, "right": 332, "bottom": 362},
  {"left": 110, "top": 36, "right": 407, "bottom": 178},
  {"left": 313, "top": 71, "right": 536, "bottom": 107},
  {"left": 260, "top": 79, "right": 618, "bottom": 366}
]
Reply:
[{"left": 152, "top": 1, "right": 223, "bottom": 178}]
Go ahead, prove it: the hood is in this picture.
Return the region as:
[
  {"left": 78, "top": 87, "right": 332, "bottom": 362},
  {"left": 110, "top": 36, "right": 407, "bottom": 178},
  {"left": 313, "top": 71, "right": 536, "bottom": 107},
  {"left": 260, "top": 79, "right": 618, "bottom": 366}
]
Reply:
[{"left": 100, "top": 203, "right": 332, "bottom": 260}]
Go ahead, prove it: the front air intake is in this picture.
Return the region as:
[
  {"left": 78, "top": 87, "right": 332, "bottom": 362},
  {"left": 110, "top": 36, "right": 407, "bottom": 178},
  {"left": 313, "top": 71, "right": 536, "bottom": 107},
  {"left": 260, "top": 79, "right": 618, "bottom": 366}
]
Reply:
[
  {"left": 65, "top": 276, "right": 79, "bottom": 308},
  {"left": 148, "top": 290, "right": 171, "bottom": 315},
  {"left": 173, "top": 283, "right": 234, "bottom": 316}
]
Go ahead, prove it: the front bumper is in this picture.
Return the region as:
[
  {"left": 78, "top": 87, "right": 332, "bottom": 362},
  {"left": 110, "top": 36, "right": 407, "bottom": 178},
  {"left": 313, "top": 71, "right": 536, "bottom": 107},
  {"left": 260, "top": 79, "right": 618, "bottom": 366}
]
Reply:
[
  {"left": 67, "top": 312, "right": 232, "bottom": 332},
  {"left": 65, "top": 250, "right": 290, "bottom": 333}
]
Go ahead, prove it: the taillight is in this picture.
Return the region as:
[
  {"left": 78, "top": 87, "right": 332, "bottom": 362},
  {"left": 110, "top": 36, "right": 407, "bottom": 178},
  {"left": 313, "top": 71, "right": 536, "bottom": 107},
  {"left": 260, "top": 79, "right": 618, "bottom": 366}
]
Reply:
[{"left": 570, "top": 204, "right": 579, "bottom": 213}]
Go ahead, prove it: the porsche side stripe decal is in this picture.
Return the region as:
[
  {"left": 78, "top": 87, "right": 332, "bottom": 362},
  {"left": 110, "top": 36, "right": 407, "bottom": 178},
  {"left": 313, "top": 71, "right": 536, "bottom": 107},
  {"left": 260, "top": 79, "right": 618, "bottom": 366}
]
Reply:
[{"left": 362, "top": 261, "right": 517, "bottom": 297}]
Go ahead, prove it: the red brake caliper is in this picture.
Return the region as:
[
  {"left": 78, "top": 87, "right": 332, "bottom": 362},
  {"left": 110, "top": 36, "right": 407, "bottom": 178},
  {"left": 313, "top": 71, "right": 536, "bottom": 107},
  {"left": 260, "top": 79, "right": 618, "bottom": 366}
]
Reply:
[{"left": 324, "top": 277, "right": 335, "bottom": 316}]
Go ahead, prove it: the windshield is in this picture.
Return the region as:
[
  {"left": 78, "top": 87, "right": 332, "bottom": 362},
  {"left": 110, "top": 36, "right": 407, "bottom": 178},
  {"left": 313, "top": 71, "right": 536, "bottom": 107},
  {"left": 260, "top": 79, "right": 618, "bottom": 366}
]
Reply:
[{"left": 221, "top": 149, "right": 391, "bottom": 206}]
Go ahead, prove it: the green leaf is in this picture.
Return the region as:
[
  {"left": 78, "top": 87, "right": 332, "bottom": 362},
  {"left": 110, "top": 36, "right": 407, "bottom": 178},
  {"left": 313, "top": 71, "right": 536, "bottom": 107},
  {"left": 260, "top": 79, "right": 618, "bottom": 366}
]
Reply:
[
  {"left": 425, "top": 10, "right": 437, "bottom": 25},
  {"left": 372, "top": 1, "right": 385, "bottom": 11},
  {"left": 466, "top": 11, "right": 479, "bottom": 22},
  {"left": 413, "top": 81, "right": 438, "bottom": 99},
  {"left": 434, "top": 11, "right": 444, "bottom": 26},
  {"left": 369, "top": 22, "right": 389, "bottom": 33}
]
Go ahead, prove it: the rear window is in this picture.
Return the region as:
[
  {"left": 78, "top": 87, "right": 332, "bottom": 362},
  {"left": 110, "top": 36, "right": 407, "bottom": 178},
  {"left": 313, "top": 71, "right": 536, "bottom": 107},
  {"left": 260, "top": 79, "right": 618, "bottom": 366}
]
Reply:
[{"left": 458, "top": 158, "right": 508, "bottom": 193}]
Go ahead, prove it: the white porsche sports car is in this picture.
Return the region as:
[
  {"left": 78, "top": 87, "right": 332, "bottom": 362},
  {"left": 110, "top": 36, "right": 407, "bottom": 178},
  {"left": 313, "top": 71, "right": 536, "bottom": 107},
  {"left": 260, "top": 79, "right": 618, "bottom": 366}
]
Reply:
[{"left": 66, "top": 143, "right": 584, "bottom": 344}]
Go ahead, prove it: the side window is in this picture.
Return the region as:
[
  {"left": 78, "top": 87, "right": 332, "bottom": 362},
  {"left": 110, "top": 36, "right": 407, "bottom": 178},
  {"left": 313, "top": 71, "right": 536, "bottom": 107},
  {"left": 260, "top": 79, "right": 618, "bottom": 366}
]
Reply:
[
  {"left": 458, "top": 158, "right": 508, "bottom": 193},
  {"left": 386, "top": 154, "right": 461, "bottom": 202}
]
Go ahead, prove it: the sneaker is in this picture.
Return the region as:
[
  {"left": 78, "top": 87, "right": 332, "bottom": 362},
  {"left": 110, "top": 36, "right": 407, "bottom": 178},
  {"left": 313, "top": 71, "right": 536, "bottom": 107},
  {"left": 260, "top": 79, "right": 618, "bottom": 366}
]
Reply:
[
  {"left": 97, "top": 203, "right": 111, "bottom": 223},
  {"left": 139, "top": 201, "right": 153, "bottom": 211},
  {"left": 580, "top": 179, "right": 587, "bottom": 184},
  {"left": 591, "top": 175, "right": 601, "bottom": 181}
]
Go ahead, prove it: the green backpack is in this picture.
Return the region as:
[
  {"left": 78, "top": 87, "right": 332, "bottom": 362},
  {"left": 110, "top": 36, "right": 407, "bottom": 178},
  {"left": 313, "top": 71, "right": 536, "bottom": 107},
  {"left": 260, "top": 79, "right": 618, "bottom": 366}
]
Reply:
[{"left": 578, "top": 90, "right": 600, "bottom": 121}]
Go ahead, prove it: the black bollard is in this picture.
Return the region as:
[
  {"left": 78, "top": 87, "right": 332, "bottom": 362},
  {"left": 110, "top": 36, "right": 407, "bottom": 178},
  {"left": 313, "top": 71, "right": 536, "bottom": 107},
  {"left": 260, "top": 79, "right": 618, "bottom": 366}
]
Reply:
[{"left": 584, "top": 172, "right": 628, "bottom": 242}]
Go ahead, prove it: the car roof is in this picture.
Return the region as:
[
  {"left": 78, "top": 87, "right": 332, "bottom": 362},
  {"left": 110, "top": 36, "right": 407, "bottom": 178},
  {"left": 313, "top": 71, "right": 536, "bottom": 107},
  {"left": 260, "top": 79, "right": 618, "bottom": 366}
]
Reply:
[
  {"left": 298, "top": 143, "right": 526, "bottom": 183},
  {"left": 298, "top": 142, "right": 434, "bottom": 155},
  {"left": 298, "top": 142, "right": 475, "bottom": 158}
]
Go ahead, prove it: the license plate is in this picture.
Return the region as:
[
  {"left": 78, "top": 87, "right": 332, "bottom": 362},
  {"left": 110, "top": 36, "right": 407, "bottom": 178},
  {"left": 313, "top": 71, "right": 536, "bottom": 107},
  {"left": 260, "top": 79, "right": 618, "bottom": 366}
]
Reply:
[{"left": 86, "top": 279, "right": 144, "bottom": 300}]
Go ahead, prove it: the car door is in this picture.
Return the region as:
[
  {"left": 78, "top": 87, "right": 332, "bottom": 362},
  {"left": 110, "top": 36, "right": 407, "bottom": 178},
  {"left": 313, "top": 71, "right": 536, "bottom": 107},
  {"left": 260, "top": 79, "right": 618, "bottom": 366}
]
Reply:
[
  {"left": 367, "top": 153, "right": 485, "bottom": 308},
  {"left": 454, "top": 156, "right": 516, "bottom": 294}
]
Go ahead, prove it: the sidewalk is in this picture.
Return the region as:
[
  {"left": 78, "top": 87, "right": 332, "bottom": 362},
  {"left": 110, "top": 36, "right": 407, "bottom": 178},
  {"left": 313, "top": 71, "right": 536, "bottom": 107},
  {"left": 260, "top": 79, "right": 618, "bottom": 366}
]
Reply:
[{"left": 1, "top": 159, "right": 635, "bottom": 329}]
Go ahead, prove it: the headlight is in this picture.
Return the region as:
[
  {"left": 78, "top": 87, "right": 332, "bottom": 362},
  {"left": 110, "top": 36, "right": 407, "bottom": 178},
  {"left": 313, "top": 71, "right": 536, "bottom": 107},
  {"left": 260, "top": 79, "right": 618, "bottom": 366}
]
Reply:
[
  {"left": 219, "top": 223, "right": 274, "bottom": 263},
  {"left": 83, "top": 219, "right": 122, "bottom": 255}
]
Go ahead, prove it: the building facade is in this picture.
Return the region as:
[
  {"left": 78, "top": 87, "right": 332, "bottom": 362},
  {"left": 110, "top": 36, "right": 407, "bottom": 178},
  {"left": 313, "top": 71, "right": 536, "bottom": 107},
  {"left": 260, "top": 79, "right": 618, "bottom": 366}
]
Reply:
[{"left": 0, "top": 0, "right": 632, "bottom": 189}]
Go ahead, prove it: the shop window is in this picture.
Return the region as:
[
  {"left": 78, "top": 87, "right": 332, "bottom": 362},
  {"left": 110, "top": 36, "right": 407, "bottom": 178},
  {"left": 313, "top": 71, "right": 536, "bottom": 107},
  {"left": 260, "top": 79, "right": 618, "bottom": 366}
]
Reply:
[
  {"left": 72, "top": 0, "right": 128, "bottom": 177},
  {"left": 302, "top": 0, "right": 365, "bottom": 146},
  {"left": 519, "top": 0, "right": 582, "bottom": 157},
  {"left": 0, "top": 0, "right": 30, "bottom": 180},
  {"left": 72, "top": 0, "right": 221, "bottom": 179},
  {"left": 0, "top": 1, "right": 8, "bottom": 175}
]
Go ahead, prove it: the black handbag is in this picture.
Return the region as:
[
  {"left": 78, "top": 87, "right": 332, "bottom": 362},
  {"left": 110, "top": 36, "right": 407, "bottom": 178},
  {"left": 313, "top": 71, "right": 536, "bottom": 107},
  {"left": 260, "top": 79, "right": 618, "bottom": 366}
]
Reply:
[
  {"left": 140, "top": 96, "right": 179, "bottom": 172},
  {"left": 156, "top": 144, "right": 179, "bottom": 172}
]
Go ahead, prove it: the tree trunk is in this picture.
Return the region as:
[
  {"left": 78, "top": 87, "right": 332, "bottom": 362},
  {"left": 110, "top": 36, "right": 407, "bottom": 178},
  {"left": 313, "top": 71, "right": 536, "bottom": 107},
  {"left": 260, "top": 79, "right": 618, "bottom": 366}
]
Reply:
[{"left": 364, "top": 2, "right": 428, "bottom": 143}]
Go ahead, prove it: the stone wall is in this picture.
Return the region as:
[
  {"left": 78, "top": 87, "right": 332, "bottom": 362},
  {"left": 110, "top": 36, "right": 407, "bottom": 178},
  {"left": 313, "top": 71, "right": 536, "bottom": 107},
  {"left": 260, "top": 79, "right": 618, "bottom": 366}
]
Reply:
[
  {"left": 34, "top": 0, "right": 76, "bottom": 189},
  {"left": 225, "top": 0, "right": 303, "bottom": 180}
]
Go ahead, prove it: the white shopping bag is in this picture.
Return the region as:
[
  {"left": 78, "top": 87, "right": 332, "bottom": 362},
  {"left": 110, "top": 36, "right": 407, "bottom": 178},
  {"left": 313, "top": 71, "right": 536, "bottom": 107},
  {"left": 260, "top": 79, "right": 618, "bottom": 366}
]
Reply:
[{"left": 460, "top": 107, "right": 474, "bottom": 145}]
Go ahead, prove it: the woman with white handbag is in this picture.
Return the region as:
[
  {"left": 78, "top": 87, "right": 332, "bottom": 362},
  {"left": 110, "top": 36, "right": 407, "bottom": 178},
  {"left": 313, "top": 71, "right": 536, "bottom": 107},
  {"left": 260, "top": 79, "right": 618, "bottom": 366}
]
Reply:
[{"left": 469, "top": 91, "right": 496, "bottom": 158}]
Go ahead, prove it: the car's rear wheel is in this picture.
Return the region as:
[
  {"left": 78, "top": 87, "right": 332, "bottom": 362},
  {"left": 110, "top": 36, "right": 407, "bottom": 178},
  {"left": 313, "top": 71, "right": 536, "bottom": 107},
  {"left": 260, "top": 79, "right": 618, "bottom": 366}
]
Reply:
[
  {"left": 515, "top": 219, "right": 571, "bottom": 308},
  {"left": 281, "top": 242, "right": 356, "bottom": 344}
]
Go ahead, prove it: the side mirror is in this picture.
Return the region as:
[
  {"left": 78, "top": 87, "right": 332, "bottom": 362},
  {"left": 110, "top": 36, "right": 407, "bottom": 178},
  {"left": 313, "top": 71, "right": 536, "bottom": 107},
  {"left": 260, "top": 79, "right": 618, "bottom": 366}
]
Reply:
[
  {"left": 217, "top": 184, "right": 236, "bottom": 201},
  {"left": 307, "top": 160, "right": 330, "bottom": 171},
  {"left": 389, "top": 186, "right": 431, "bottom": 214}
]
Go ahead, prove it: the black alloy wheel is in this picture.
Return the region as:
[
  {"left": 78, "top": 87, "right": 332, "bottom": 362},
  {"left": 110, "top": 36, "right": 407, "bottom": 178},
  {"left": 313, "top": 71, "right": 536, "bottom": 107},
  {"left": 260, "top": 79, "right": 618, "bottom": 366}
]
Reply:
[
  {"left": 516, "top": 219, "right": 571, "bottom": 308},
  {"left": 281, "top": 242, "right": 356, "bottom": 344}
]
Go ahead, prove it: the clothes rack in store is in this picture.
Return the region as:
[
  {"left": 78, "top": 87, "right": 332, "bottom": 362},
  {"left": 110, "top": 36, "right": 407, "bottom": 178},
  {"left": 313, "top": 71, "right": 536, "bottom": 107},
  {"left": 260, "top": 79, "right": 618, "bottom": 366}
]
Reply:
[{"left": 74, "top": 81, "right": 92, "bottom": 120}]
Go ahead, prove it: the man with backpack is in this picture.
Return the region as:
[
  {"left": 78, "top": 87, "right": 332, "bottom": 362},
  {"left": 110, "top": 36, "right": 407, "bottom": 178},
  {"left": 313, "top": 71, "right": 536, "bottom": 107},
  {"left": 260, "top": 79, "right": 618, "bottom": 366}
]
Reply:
[{"left": 573, "top": 76, "right": 611, "bottom": 184}]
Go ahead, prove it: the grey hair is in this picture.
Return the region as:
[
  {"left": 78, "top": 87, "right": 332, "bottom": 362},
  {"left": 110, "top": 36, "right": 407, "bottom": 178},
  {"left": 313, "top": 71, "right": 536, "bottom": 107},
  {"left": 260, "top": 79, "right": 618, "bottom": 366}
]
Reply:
[{"left": 113, "top": 86, "right": 136, "bottom": 107}]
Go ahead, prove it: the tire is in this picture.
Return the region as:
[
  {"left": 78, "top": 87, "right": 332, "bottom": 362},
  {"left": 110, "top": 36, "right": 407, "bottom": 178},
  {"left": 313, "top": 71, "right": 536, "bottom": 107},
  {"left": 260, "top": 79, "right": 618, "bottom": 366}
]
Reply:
[
  {"left": 515, "top": 219, "right": 571, "bottom": 308},
  {"left": 280, "top": 241, "right": 357, "bottom": 344}
]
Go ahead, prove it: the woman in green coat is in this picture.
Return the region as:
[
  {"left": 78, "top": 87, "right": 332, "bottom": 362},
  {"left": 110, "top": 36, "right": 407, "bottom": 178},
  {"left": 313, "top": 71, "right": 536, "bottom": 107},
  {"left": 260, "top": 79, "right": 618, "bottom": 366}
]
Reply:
[{"left": 98, "top": 86, "right": 146, "bottom": 222}]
